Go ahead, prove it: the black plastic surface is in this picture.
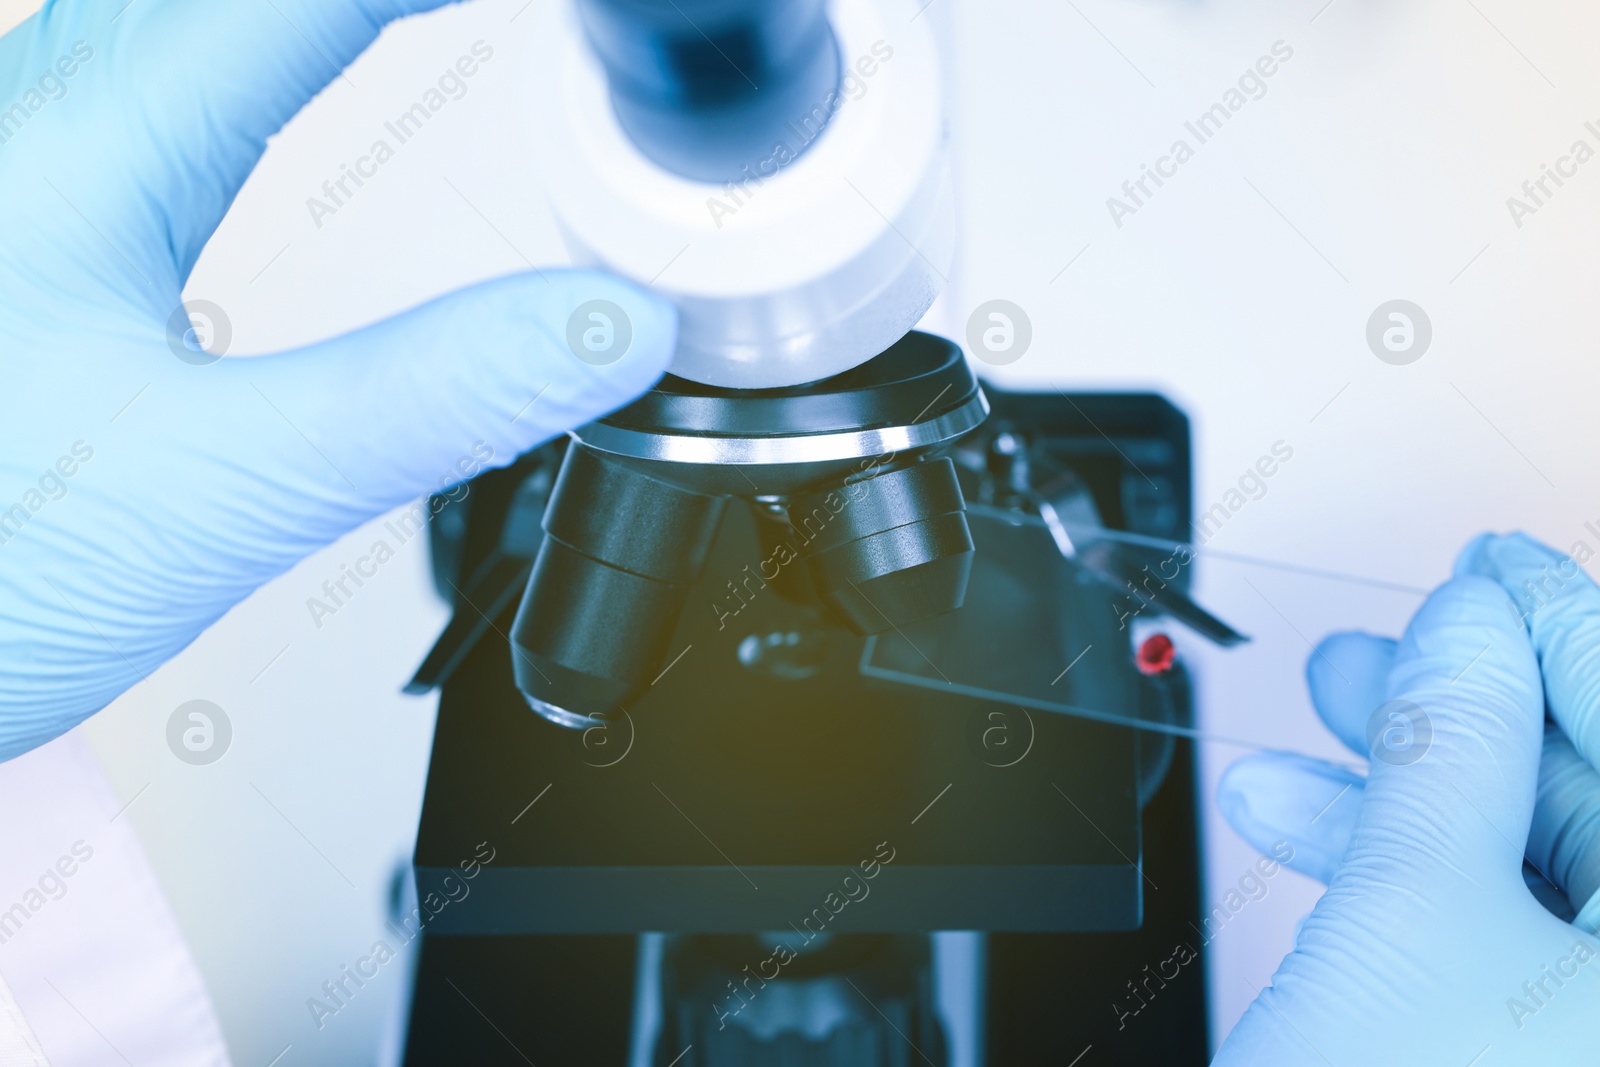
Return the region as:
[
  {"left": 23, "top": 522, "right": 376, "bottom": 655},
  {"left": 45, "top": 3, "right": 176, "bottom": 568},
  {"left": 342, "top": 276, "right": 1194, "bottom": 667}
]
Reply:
[
  {"left": 405, "top": 390, "right": 1210, "bottom": 1065},
  {"left": 416, "top": 498, "right": 1143, "bottom": 933}
]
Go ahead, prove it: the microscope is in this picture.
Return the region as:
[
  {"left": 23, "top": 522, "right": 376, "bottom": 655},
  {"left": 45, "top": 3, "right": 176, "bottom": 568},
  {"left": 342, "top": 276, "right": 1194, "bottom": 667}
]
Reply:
[{"left": 397, "top": 1, "right": 1226, "bottom": 1061}]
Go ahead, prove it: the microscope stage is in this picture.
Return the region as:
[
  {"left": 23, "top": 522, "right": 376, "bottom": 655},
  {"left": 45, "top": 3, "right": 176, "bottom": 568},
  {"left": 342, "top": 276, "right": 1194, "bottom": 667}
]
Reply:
[{"left": 414, "top": 503, "right": 1145, "bottom": 934}]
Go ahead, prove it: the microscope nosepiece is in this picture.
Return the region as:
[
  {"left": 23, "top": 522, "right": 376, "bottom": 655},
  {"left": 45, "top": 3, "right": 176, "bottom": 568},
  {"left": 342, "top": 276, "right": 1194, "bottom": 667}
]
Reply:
[{"left": 508, "top": 333, "right": 986, "bottom": 728}]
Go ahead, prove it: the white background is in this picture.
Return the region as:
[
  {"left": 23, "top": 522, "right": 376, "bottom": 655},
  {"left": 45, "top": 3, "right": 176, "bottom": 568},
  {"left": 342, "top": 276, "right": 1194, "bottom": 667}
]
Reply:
[{"left": 6, "top": 0, "right": 1599, "bottom": 1062}]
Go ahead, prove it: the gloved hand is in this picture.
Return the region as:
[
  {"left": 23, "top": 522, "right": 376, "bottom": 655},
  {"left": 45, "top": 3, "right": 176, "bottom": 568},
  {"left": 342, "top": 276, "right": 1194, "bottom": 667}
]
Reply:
[
  {"left": 0, "top": 0, "right": 675, "bottom": 760},
  {"left": 1214, "top": 534, "right": 1600, "bottom": 1065}
]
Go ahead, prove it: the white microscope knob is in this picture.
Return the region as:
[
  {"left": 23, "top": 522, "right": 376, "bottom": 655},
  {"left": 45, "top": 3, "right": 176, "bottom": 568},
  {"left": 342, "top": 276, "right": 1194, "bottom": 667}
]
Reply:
[{"left": 530, "top": 0, "right": 953, "bottom": 390}]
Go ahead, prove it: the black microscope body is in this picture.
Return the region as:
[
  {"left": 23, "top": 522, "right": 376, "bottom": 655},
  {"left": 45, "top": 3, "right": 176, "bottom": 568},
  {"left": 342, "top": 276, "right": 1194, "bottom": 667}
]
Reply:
[{"left": 396, "top": 333, "right": 1213, "bottom": 1064}]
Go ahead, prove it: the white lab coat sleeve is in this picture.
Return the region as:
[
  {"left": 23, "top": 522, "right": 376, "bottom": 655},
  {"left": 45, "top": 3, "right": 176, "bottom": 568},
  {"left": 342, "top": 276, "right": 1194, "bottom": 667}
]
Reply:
[
  {"left": 0, "top": 964, "right": 49, "bottom": 1066},
  {"left": 0, "top": 729, "right": 231, "bottom": 1067}
]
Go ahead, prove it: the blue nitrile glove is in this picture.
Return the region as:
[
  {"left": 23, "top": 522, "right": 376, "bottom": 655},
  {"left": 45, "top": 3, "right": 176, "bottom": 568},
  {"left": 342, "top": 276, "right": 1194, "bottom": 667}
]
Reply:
[
  {"left": 1214, "top": 554, "right": 1600, "bottom": 1064},
  {"left": 0, "top": 1, "right": 675, "bottom": 760},
  {"left": 1457, "top": 532, "right": 1600, "bottom": 928}
]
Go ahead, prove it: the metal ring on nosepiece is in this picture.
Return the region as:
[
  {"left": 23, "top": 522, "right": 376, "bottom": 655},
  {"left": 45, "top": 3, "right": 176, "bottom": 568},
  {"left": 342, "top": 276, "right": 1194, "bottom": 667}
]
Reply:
[
  {"left": 576, "top": 395, "right": 990, "bottom": 468},
  {"left": 524, "top": 696, "right": 595, "bottom": 731},
  {"left": 572, "top": 330, "right": 988, "bottom": 482}
]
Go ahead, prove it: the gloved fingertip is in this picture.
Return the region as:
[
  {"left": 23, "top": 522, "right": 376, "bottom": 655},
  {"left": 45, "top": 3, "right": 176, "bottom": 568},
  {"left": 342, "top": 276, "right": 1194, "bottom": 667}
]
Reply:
[
  {"left": 1454, "top": 530, "right": 1567, "bottom": 583},
  {"left": 1376, "top": 575, "right": 1543, "bottom": 818},
  {"left": 1306, "top": 631, "right": 1394, "bottom": 691},
  {"left": 1402, "top": 574, "right": 1525, "bottom": 648},
  {"left": 1216, "top": 755, "right": 1267, "bottom": 826},
  {"left": 1452, "top": 531, "right": 1501, "bottom": 579},
  {"left": 1306, "top": 632, "right": 1396, "bottom": 754},
  {"left": 1219, "top": 753, "right": 1362, "bottom": 820},
  {"left": 587, "top": 270, "right": 680, "bottom": 353},
  {"left": 539, "top": 268, "right": 680, "bottom": 394},
  {"left": 1218, "top": 754, "right": 1364, "bottom": 885}
]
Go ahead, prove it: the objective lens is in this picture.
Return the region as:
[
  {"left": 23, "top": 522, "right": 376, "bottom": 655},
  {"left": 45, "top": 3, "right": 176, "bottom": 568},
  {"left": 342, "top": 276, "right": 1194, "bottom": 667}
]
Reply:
[
  {"left": 791, "top": 458, "right": 974, "bottom": 635},
  {"left": 510, "top": 443, "right": 726, "bottom": 728}
]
